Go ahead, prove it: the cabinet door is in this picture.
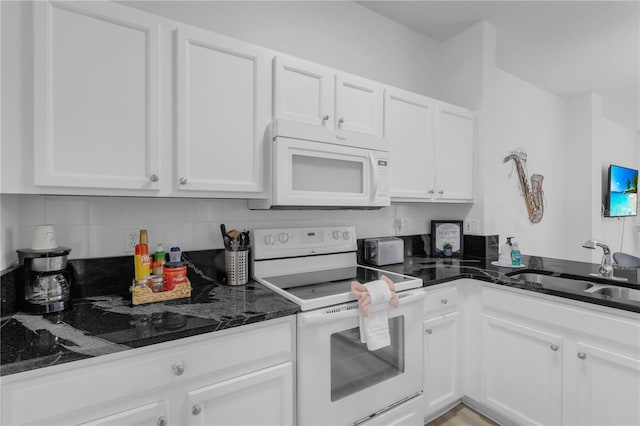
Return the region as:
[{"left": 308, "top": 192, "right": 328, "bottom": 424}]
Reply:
[
  {"left": 574, "top": 341, "right": 640, "bottom": 426},
  {"left": 434, "top": 102, "right": 474, "bottom": 201},
  {"left": 423, "top": 312, "right": 460, "bottom": 418},
  {"left": 78, "top": 399, "right": 169, "bottom": 426},
  {"left": 175, "top": 26, "right": 269, "bottom": 195},
  {"left": 33, "top": 1, "right": 161, "bottom": 190},
  {"left": 273, "top": 56, "right": 333, "bottom": 128},
  {"left": 384, "top": 88, "right": 436, "bottom": 201},
  {"left": 186, "top": 362, "right": 293, "bottom": 426},
  {"left": 335, "top": 73, "right": 383, "bottom": 137},
  {"left": 482, "top": 314, "right": 562, "bottom": 425}
]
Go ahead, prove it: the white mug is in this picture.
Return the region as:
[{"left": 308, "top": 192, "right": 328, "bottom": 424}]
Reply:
[{"left": 31, "top": 225, "right": 58, "bottom": 250}]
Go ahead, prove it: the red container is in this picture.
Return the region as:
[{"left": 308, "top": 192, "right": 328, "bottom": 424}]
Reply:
[{"left": 163, "top": 264, "right": 187, "bottom": 291}]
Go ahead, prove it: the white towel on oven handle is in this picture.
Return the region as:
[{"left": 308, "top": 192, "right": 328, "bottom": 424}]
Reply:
[{"left": 359, "top": 279, "right": 392, "bottom": 350}]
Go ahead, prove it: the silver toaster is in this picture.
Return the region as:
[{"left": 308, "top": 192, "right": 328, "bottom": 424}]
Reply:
[{"left": 363, "top": 237, "right": 404, "bottom": 266}]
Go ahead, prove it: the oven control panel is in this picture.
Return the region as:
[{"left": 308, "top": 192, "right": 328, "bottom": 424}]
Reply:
[{"left": 252, "top": 226, "right": 357, "bottom": 260}]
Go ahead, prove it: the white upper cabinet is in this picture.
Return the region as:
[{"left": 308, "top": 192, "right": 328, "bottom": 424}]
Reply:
[
  {"left": 273, "top": 56, "right": 333, "bottom": 128},
  {"left": 384, "top": 89, "right": 474, "bottom": 202},
  {"left": 273, "top": 55, "right": 383, "bottom": 137},
  {"left": 434, "top": 102, "right": 475, "bottom": 201},
  {"left": 175, "top": 26, "right": 269, "bottom": 195},
  {"left": 384, "top": 87, "right": 436, "bottom": 201},
  {"left": 33, "top": 1, "right": 161, "bottom": 191}
]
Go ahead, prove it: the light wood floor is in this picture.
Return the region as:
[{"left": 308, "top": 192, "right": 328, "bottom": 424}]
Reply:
[{"left": 425, "top": 404, "right": 499, "bottom": 426}]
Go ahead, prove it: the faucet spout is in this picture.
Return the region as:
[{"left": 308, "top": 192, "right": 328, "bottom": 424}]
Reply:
[{"left": 582, "top": 239, "right": 613, "bottom": 278}]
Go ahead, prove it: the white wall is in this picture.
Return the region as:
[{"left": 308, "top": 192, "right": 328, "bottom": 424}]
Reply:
[
  {"left": 122, "top": 0, "right": 443, "bottom": 99},
  {"left": 597, "top": 118, "right": 640, "bottom": 256},
  {"left": 485, "top": 69, "right": 566, "bottom": 258}
]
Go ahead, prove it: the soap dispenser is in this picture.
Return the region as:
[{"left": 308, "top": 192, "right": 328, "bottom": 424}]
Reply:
[
  {"left": 510, "top": 239, "right": 521, "bottom": 266},
  {"left": 499, "top": 237, "right": 513, "bottom": 265}
]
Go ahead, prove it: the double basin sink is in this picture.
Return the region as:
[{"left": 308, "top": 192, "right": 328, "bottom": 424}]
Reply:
[{"left": 507, "top": 272, "right": 640, "bottom": 306}]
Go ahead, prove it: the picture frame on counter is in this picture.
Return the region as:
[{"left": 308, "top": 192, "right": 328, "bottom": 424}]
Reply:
[{"left": 431, "top": 220, "right": 464, "bottom": 257}]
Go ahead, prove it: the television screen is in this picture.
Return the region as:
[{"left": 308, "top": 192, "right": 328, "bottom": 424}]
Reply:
[{"left": 606, "top": 164, "right": 638, "bottom": 217}]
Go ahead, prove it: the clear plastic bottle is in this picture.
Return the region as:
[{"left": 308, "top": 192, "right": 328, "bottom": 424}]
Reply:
[{"left": 510, "top": 240, "right": 522, "bottom": 266}]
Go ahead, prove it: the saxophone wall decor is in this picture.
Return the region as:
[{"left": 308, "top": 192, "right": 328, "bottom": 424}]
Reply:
[{"left": 504, "top": 148, "right": 545, "bottom": 223}]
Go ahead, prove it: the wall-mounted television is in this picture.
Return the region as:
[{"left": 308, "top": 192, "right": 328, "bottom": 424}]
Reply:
[{"left": 605, "top": 164, "right": 638, "bottom": 217}]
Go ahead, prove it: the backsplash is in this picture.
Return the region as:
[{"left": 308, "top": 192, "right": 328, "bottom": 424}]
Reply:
[{"left": 1, "top": 194, "right": 471, "bottom": 270}]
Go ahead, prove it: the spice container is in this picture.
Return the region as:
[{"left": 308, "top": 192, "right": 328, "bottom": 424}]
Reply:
[
  {"left": 164, "top": 262, "right": 187, "bottom": 291},
  {"left": 150, "top": 275, "right": 164, "bottom": 292}
]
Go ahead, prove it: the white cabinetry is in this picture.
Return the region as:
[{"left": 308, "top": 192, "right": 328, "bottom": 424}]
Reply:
[
  {"left": 433, "top": 102, "right": 474, "bottom": 201},
  {"left": 422, "top": 285, "right": 461, "bottom": 420},
  {"left": 175, "top": 26, "right": 269, "bottom": 195},
  {"left": 481, "top": 314, "right": 562, "bottom": 425},
  {"left": 274, "top": 55, "right": 383, "bottom": 137},
  {"left": 33, "top": 0, "right": 161, "bottom": 191},
  {"left": 480, "top": 286, "right": 640, "bottom": 426},
  {"left": 0, "top": 317, "right": 295, "bottom": 426},
  {"left": 384, "top": 87, "right": 436, "bottom": 200},
  {"left": 384, "top": 89, "right": 474, "bottom": 202},
  {"left": 573, "top": 340, "right": 640, "bottom": 426}
]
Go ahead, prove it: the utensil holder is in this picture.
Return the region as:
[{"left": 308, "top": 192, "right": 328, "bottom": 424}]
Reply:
[{"left": 225, "top": 250, "right": 249, "bottom": 285}]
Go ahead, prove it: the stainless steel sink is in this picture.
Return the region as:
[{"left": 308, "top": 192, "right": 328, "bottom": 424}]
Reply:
[{"left": 507, "top": 272, "right": 640, "bottom": 303}]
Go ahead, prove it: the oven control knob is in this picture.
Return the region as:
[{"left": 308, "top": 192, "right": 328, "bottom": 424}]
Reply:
[
  {"left": 264, "top": 235, "right": 276, "bottom": 246},
  {"left": 332, "top": 231, "right": 341, "bottom": 240},
  {"left": 277, "top": 233, "right": 289, "bottom": 244},
  {"left": 342, "top": 231, "right": 350, "bottom": 240}
]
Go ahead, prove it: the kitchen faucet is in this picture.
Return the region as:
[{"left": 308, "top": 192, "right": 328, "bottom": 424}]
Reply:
[{"left": 582, "top": 239, "right": 627, "bottom": 282}]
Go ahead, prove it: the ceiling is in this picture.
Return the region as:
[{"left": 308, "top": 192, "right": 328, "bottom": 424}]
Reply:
[{"left": 357, "top": 1, "right": 640, "bottom": 131}]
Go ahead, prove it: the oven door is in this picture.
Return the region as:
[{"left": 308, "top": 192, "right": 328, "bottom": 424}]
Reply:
[
  {"left": 273, "top": 137, "right": 390, "bottom": 208},
  {"left": 297, "top": 289, "right": 424, "bottom": 425}
]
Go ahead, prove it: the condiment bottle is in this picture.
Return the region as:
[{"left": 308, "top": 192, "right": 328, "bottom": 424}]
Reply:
[
  {"left": 154, "top": 243, "right": 165, "bottom": 266},
  {"left": 137, "top": 229, "right": 151, "bottom": 278},
  {"left": 169, "top": 246, "right": 182, "bottom": 263}
]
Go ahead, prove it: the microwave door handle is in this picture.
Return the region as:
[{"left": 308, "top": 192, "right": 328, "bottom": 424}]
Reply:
[{"left": 369, "top": 152, "right": 379, "bottom": 201}]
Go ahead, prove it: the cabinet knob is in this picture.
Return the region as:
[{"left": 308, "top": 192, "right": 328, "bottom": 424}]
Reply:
[
  {"left": 438, "top": 190, "right": 444, "bottom": 195},
  {"left": 171, "top": 363, "right": 185, "bottom": 376},
  {"left": 322, "top": 115, "right": 330, "bottom": 122},
  {"left": 425, "top": 328, "right": 432, "bottom": 335},
  {"left": 149, "top": 174, "right": 159, "bottom": 182},
  {"left": 338, "top": 118, "right": 345, "bottom": 126},
  {"left": 550, "top": 344, "right": 559, "bottom": 352},
  {"left": 179, "top": 177, "right": 188, "bottom": 185},
  {"left": 157, "top": 416, "right": 167, "bottom": 426},
  {"left": 441, "top": 299, "right": 448, "bottom": 304},
  {"left": 192, "top": 404, "right": 202, "bottom": 416},
  {"left": 428, "top": 189, "right": 434, "bottom": 194},
  {"left": 577, "top": 352, "right": 587, "bottom": 360}
]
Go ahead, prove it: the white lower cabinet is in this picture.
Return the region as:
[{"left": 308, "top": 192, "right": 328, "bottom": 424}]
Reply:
[
  {"left": 185, "top": 362, "right": 293, "bottom": 426},
  {"left": 422, "top": 285, "right": 461, "bottom": 420},
  {"left": 0, "top": 317, "right": 295, "bottom": 426},
  {"left": 573, "top": 340, "right": 640, "bottom": 426},
  {"left": 481, "top": 314, "right": 562, "bottom": 425},
  {"left": 480, "top": 286, "right": 640, "bottom": 426}
]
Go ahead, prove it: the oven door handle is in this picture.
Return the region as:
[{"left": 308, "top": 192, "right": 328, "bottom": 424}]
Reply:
[{"left": 301, "top": 290, "right": 425, "bottom": 326}]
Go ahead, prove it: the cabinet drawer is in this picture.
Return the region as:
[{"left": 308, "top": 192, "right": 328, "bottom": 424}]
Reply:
[{"left": 424, "top": 285, "right": 457, "bottom": 314}]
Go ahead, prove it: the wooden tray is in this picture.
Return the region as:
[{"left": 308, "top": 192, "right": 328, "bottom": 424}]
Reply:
[{"left": 131, "top": 280, "right": 191, "bottom": 305}]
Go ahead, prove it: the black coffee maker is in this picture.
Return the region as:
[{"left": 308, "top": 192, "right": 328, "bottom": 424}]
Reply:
[{"left": 16, "top": 247, "right": 72, "bottom": 314}]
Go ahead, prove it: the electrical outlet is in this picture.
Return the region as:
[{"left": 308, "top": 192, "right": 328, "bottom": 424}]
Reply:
[
  {"left": 124, "top": 229, "right": 139, "bottom": 253},
  {"left": 465, "top": 219, "right": 480, "bottom": 234}
]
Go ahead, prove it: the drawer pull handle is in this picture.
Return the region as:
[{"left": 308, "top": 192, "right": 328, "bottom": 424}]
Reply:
[
  {"left": 172, "top": 363, "right": 185, "bottom": 376},
  {"left": 550, "top": 344, "right": 559, "bottom": 352},
  {"left": 157, "top": 416, "right": 167, "bottom": 426},
  {"left": 425, "top": 328, "right": 432, "bottom": 335},
  {"left": 441, "top": 298, "right": 448, "bottom": 304},
  {"left": 577, "top": 352, "right": 587, "bottom": 360},
  {"left": 192, "top": 404, "right": 202, "bottom": 416}
]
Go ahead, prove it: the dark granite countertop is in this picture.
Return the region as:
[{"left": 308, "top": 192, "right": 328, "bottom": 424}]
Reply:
[
  {"left": 2, "top": 248, "right": 639, "bottom": 377},
  {"left": 381, "top": 254, "right": 640, "bottom": 313}
]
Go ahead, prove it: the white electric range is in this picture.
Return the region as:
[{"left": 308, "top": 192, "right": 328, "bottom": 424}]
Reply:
[{"left": 251, "top": 226, "right": 425, "bottom": 426}]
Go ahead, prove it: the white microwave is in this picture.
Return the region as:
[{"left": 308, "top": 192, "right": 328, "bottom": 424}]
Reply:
[{"left": 249, "top": 120, "right": 391, "bottom": 209}]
